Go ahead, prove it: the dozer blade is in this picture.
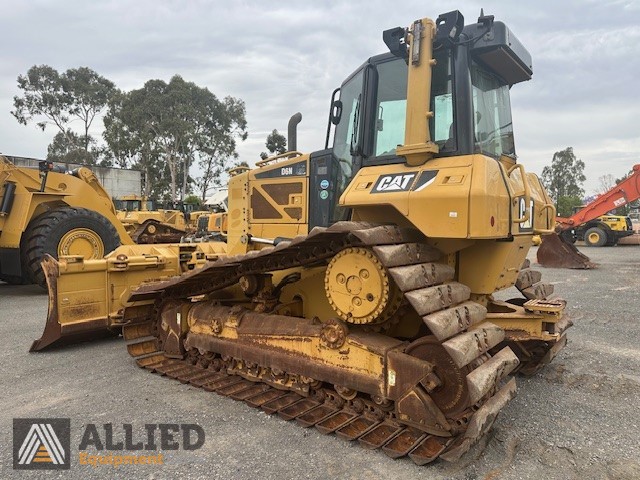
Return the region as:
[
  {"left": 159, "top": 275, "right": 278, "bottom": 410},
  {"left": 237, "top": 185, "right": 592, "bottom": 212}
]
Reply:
[
  {"left": 30, "top": 255, "right": 116, "bottom": 352},
  {"left": 31, "top": 243, "right": 225, "bottom": 352},
  {"left": 537, "top": 233, "right": 596, "bottom": 269}
]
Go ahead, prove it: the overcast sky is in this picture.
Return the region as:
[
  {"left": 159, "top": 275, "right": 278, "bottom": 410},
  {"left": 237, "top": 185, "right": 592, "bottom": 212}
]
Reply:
[{"left": 1, "top": 0, "right": 639, "bottom": 194}]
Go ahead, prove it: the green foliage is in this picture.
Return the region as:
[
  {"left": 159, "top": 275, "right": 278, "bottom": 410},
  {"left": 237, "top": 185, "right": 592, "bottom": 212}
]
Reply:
[
  {"left": 260, "top": 129, "right": 287, "bottom": 159},
  {"left": 45, "top": 130, "right": 113, "bottom": 166},
  {"left": 12, "top": 65, "right": 69, "bottom": 132},
  {"left": 63, "top": 67, "right": 116, "bottom": 151},
  {"left": 13, "top": 64, "right": 247, "bottom": 201},
  {"left": 103, "top": 75, "right": 247, "bottom": 201},
  {"left": 556, "top": 195, "right": 584, "bottom": 217},
  {"left": 46, "top": 131, "right": 93, "bottom": 164},
  {"left": 13, "top": 64, "right": 116, "bottom": 160},
  {"left": 541, "top": 147, "right": 586, "bottom": 202},
  {"left": 183, "top": 194, "right": 202, "bottom": 205}
]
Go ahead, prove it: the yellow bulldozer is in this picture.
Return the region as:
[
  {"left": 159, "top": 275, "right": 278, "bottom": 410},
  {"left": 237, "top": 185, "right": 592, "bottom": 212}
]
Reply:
[
  {"left": 114, "top": 194, "right": 192, "bottom": 244},
  {"left": 33, "top": 10, "right": 571, "bottom": 464},
  {"left": 0, "top": 157, "right": 132, "bottom": 287}
]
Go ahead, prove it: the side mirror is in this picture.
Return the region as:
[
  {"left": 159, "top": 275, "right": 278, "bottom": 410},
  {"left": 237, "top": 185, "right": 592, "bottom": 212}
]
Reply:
[{"left": 330, "top": 100, "right": 343, "bottom": 125}]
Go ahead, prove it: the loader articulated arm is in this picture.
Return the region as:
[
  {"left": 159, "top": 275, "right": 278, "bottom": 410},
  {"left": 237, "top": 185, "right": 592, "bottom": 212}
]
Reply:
[{"left": 556, "top": 164, "right": 640, "bottom": 229}]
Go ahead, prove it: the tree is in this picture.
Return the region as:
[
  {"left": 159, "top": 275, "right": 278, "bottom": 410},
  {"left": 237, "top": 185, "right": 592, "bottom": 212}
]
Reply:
[
  {"left": 196, "top": 96, "right": 248, "bottom": 201},
  {"left": 62, "top": 67, "right": 116, "bottom": 152},
  {"left": 46, "top": 130, "right": 112, "bottom": 167},
  {"left": 13, "top": 65, "right": 116, "bottom": 159},
  {"left": 541, "top": 147, "right": 586, "bottom": 216},
  {"left": 556, "top": 195, "right": 584, "bottom": 218},
  {"left": 46, "top": 131, "right": 93, "bottom": 164},
  {"left": 234, "top": 160, "right": 249, "bottom": 169},
  {"left": 597, "top": 174, "right": 616, "bottom": 195},
  {"left": 103, "top": 76, "right": 247, "bottom": 202},
  {"left": 12, "top": 65, "right": 70, "bottom": 136},
  {"left": 600, "top": 169, "right": 636, "bottom": 215},
  {"left": 102, "top": 91, "right": 140, "bottom": 169},
  {"left": 259, "top": 129, "right": 287, "bottom": 160},
  {"left": 183, "top": 194, "right": 202, "bottom": 206}
]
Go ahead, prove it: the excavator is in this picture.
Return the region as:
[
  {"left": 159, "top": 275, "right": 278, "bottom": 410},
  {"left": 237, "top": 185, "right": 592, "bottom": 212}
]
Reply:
[
  {"left": 33, "top": 10, "right": 571, "bottom": 464},
  {"left": 538, "top": 163, "right": 640, "bottom": 268}
]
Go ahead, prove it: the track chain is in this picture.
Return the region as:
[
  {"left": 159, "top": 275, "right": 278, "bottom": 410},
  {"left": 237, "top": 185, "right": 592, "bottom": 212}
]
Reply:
[{"left": 122, "top": 222, "right": 518, "bottom": 464}]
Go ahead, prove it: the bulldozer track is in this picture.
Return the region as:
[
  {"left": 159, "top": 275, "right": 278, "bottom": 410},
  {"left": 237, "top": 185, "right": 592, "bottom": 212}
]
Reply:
[
  {"left": 130, "top": 219, "right": 185, "bottom": 244},
  {"left": 122, "top": 222, "right": 518, "bottom": 464},
  {"left": 506, "top": 258, "right": 572, "bottom": 376}
]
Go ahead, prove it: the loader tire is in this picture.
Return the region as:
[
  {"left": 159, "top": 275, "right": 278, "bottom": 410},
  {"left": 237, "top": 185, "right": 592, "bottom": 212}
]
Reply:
[
  {"left": 584, "top": 227, "right": 607, "bottom": 247},
  {"left": 605, "top": 232, "right": 618, "bottom": 246},
  {"left": 23, "top": 207, "right": 121, "bottom": 288}
]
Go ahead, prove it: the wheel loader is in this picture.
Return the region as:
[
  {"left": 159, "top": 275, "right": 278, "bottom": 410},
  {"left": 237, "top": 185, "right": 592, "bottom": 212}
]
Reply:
[
  {"left": 0, "top": 157, "right": 133, "bottom": 287},
  {"left": 33, "top": 10, "right": 571, "bottom": 464}
]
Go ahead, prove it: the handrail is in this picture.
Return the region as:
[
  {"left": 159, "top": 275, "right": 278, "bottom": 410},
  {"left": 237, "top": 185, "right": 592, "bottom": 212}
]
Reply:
[
  {"left": 255, "top": 151, "right": 303, "bottom": 168},
  {"left": 535, "top": 203, "right": 557, "bottom": 235},
  {"left": 508, "top": 163, "right": 531, "bottom": 224}
]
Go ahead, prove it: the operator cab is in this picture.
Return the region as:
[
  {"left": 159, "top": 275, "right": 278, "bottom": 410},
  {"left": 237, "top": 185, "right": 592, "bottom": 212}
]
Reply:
[
  {"left": 309, "top": 10, "right": 532, "bottom": 229},
  {"left": 114, "top": 197, "right": 155, "bottom": 212}
]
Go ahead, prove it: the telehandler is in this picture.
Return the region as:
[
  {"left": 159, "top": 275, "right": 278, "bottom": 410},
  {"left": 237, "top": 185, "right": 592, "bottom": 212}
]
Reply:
[{"left": 34, "top": 10, "right": 570, "bottom": 464}]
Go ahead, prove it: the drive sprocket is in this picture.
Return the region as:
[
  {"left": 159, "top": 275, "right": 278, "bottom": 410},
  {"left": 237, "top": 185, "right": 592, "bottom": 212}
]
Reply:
[{"left": 324, "top": 247, "right": 403, "bottom": 325}]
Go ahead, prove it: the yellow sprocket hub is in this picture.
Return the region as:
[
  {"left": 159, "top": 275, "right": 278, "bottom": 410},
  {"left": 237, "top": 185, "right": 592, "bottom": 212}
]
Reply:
[
  {"left": 324, "top": 247, "right": 401, "bottom": 325},
  {"left": 58, "top": 228, "right": 105, "bottom": 259}
]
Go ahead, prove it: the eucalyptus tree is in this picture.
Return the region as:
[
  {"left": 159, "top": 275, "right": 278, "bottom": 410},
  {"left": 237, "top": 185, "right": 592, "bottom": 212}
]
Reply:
[{"left": 103, "top": 75, "right": 247, "bottom": 201}]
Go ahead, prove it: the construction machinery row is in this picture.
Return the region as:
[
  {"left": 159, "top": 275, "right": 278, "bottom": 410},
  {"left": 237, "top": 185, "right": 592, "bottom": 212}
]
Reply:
[
  {"left": 538, "top": 163, "right": 640, "bottom": 268},
  {"left": 10, "top": 9, "right": 576, "bottom": 465},
  {"left": 0, "top": 158, "right": 210, "bottom": 287}
]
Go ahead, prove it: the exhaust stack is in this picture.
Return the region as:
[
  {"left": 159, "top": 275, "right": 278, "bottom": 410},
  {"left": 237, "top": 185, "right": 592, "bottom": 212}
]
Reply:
[{"left": 288, "top": 112, "right": 302, "bottom": 152}]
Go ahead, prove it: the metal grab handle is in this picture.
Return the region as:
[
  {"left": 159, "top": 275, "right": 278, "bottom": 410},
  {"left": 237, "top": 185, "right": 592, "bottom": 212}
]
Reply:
[
  {"left": 534, "top": 203, "right": 557, "bottom": 235},
  {"left": 508, "top": 164, "right": 531, "bottom": 223}
]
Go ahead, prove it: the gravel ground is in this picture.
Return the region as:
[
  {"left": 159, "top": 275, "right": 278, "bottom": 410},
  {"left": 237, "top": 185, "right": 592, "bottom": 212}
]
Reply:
[{"left": 1, "top": 244, "right": 639, "bottom": 480}]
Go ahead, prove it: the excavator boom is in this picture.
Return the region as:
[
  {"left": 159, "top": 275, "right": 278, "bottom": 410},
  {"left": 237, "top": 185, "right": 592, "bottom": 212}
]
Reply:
[{"left": 557, "top": 164, "right": 640, "bottom": 228}]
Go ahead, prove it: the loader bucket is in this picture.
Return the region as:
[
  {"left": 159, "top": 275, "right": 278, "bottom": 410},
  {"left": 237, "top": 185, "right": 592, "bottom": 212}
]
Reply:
[
  {"left": 30, "top": 255, "right": 116, "bottom": 352},
  {"left": 536, "top": 233, "right": 596, "bottom": 269}
]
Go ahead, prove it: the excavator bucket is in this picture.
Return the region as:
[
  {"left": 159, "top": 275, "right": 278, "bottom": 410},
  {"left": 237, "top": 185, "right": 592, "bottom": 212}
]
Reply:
[{"left": 536, "top": 233, "right": 596, "bottom": 269}]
